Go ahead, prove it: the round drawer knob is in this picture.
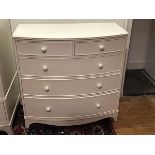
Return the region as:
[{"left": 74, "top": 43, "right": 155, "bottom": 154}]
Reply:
[
  {"left": 42, "top": 65, "right": 48, "bottom": 72},
  {"left": 99, "top": 44, "right": 105, "bottom": 51},
  {"left": 44, "top": 86, "right": 50, "bottom": 92},
  {"left": 98, "top": 63, "right": 103, "bottom": 69},
  {"left": 41, "top": 46, "right": 47, "bottom": 53},
  {"left": 46, "top": 107, "right": 51, "bottom": 112},
  {"left": 96, "top": 103, "right": 101, "bottom": 109},
  {"left": 97, "top": 83, "right": 102, "bottom": 89}
]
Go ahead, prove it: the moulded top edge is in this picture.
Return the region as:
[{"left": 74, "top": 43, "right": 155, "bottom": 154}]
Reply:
[{"left": 13, "top": 23, "right": 128, "bottom": 40}]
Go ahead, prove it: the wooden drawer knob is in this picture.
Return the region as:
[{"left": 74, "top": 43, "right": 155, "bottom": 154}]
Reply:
[
  {"left": 96, "top": 103, "right": 101, "bottom": 109},
  {"left": 41, "top": 46, "right": 47, "bottom": 53},
  {"left": 42, "top": 65, "right": 48, "bottom": 72},
  {"left": 98, "top": 63, "right": 103, "bottom": 69},
  {"left": 44, "top": 86, "right": 50, "bottom": 92},
  {"left": 97, "top": 83, "right": 102, "bottom": 89},
  {"left": 46, "top": 107, "right": 51, "bottom": 112},
  {"left": 99, "top": 44, "right": 105, "bottom": 51}
]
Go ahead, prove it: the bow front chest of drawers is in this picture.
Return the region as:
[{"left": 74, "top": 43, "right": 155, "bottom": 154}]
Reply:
[{"left": 13, "top": 23, "right": 128, "bottom": 128}]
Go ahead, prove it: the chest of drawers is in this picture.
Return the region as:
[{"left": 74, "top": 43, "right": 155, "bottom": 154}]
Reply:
[{"left": 13, "top": 23, "right": 128, "bottom": 127}]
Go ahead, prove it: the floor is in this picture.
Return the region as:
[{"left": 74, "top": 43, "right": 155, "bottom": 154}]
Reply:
[
  {"left": 114, "top": 95, "right": 155, "bottom": 134},
  {"left": 114, "top": 69, "right": 155, "bottom": 134}
]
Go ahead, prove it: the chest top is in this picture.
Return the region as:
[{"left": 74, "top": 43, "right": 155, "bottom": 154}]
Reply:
[{"left": 13, "top": 23, "right": 128, "bottom": 40}]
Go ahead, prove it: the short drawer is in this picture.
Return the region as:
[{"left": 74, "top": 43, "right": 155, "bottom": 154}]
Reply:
[
  {"left": 21, "top": 74, "right": 121, "bottom": 96},
  {"left": 24, "top": 92, "right": 119, "bottom": 118},
  {"left": 75, "top": 38, "right": 126, "bottom": 55},
  {"left": 19, "top": 53, "right": 123, "bottom": 77},
  {"left": 15, "top": 40, "right": 73, "bottom": 56},
  {"left": 0, "top": 101, "right": 7, "bottom": 123}
]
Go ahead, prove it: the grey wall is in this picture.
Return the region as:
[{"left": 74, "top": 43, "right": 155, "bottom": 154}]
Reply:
[
  {"left": 127, "top": 19, "right": 152, "bottom": 69},
  {"left": 0, "top": 19, "right": 17, "bottom": 95},
  {"left": 145, "top": 20, "right": 155, "bottom": 79}
]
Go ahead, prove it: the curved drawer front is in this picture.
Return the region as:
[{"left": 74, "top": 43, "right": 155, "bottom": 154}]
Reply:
[
  {"left": 75, "top": 38, "right": 125, "bottom": 55},
  {"left": 21, "top": 74, "right": 121, "bottom": 96},
  {"left": 24, "top": 92, "right": 119, "bottom": 118},
  {"left": 16, "top": 40, "right": 73, "bottom": 56},
  {"left": 0, "top": 102, "right": 7, "bottom": 123},
  {"left": 19, "top": 53, "right": 123, "bottom": 77}
]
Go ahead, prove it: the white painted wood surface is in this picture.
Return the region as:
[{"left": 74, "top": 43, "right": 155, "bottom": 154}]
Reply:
[
  {"left": 21, "top": 73, "right": 121, "bottom": 96},
  {"left": 13, "top": 23, "right": 127, "bottom": 39},
  {"left": 75, "top": 38, "right": 126, "bottom": 55},
  {"left": 0, "top": 101, "right": 7, "bottom": 123},
  {"left": 24, "top": 91, "right": 119, "bottom": 118},
  {"left": 13, "top": 23, "right": 127, "bottom": 127},
  {"left": 16, "top": 40, "right": 73, "bottom": 56},
  {"left": 18, "top": 53, "right": 123, "bottom": 77}
]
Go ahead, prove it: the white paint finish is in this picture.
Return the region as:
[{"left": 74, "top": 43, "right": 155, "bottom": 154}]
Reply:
[
  {"left": 75, "top": 37, "right": 126, "bottom": 55},
  {"left": 127, "top": 20, "right": 152, "bottom": 69},
  {"left": 13, "top": 23, "right": 127, "bottom": 126},
  {"left": 120, "top": 19, "right": 133, "bottom": 96},
  {"left": 0, "top": 124, "right": 13, "bottom": 134},
  {"left": 21, "top": 74, "right": 121, "bottom": 96},
  {"left": 25, "top": 112, "right": 118, "bottom": 127},
  {"left": 10, "top": 19, "right": 127, "bottom": 33},
  {"left": 0, "top": 94, "right": 19, "bottom": 134},
  {"left": 24, "top": 92, "right": 119, "bottom": 118},
  {"left": 0, "top": 101, "right": 7, "bottom": 123},
  {"left": 13, "top": 23, "right": 127, "bottom": 39},
  {"left": 18, "top": 53, "right": 123, "bottom": 77},
  {"left": 16, "top": 40, "right": 73, "bottom": 56},
  {"left": 5, "top": 73, "right": 20, "bottom": 121},
  {"left": 145, "top": 20, "right": 155, "bottom": 79}
]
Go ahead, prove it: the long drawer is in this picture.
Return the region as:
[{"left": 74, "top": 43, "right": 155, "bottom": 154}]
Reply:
[
  {"left": 19, "top": 53, "right": 123, "bottom": 77},
  {"left": 21, "top": 73, "right": 121, "bottom": 96},
  {"left": 24, "top": 91, "right": 119, "bottom": 118},
  {"left": 0, "top": 101, "right": 7, "bottom": 123},
  {"left": 75, "top": 38, "right": 126, "bottom": 55},
  {"left": 15, "top": 40, "right": 73, "bottom": 56}
]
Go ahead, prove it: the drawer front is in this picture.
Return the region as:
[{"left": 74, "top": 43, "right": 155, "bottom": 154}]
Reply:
[
  {"left": 21, "top": 74, "right": 121, "bottom": 96},
  {"left": 0, "top": 102, "right": 7, "bottom": 123},
  {"left": 19, "top": 54, "right": 123, "bottom": 77},
  {"left": 75, "top": 38, "right": 125, "bottom": 55},
  {"left": 16, "top": 41, "right": 73, "bottom": 56},
  {"left": 24, "top": 92, "right": 119, "bottom": 118}
]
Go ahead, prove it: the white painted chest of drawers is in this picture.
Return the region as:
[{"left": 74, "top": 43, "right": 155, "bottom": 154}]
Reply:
[{"left": 13, "top": 23, "right": 128, "bottom": 127}]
